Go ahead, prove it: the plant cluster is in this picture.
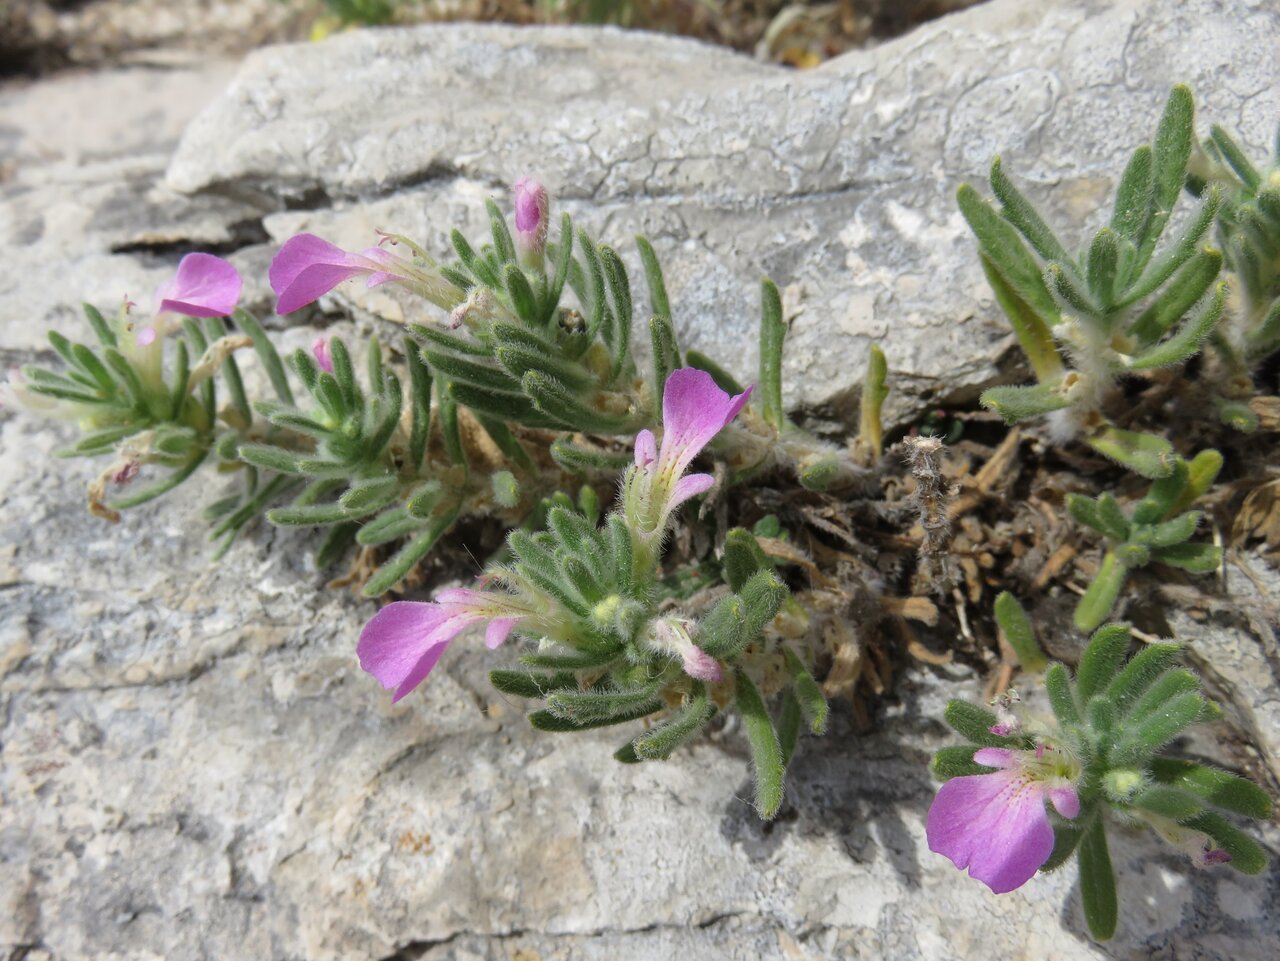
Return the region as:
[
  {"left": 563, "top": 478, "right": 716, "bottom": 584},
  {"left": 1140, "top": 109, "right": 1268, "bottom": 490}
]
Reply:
[{"left": 8, "top": 82, "right": 1275, "bottom": 941}]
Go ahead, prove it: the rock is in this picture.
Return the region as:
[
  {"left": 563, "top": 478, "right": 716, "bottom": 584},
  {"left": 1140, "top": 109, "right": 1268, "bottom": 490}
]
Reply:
[
  {"left": 3, "top": 1, "right": 1280, "bottom": 960},
  {"left": 167, "top": 0, "right": 1280, "bottom": 426}
]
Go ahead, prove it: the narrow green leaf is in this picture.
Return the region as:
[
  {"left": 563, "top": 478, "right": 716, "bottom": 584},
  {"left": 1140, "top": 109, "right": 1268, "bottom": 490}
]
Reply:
[
  {"left": 542, "top": 214, "right": 574, "bottom": 323},
  {"left": 1129, "top": 785, "right": 1205, "bottom": 821},
  {"left": 503, "top": 264, "right": 539, "bottom": 324},
  {"left": 1103, "top": 643, "right": 1182, "bottom": 715},
  {"left": 958, "top": 183, "right": 1062, "bottom": 327},
  {"left": 489, "top": 669, "right": 578, "bottom": 699},
  {"left": 234, "top": 308, "right": 293, "bottom": 404},
  {"left": 635, "top": 234, "right": 671, "bottom": 321},
  {"left": 1129, "top": 247, "right": 1222, "bottom": 344},
  {"left": 1118, "top": 188, "right": 1221, "bottom": 307},
  {"left": 734, "top": 668, "right": 785, "bottom": 819},
  {"left": 1208, "top": 125, "right": 1260, "bottom": 191},
  {"left": 1042, "top": 821, "right": 1086, "bottom": 872},
  {"left": 1152, "top": 542, "right": 1221, "bottom": 573},
  {"left": 1067, "top": 494, "right": 1129, "bottom": 542},
  {"left": 1110, "top": 146, "right": 1155, "bottom": 249},
  {"left": 981, "top": 383, "right": 1071, "bottom": 424},
  {"left": 978, "top": 251, "right": 1064, "bottom": 382},
  {"left": 1183, "top": 812, "right": 1268, "bottom": 875},
  {"left": 361, "top": 509, "right": 458, "bottom": 597},
  {"left": 1086, "top": 427, "right": 1174, "bottom": 479},
  {"left": 1086, "top": 228, "right": 1120, "bottom": 310},
  {"left": 722, "top": 528, "right": 769, "bottom": 594},
  {"left": 759, "top": 277, "right": 786, "bottom": 431},
  {"left": 1077, "top": 818, "right": 1118, "bottom": 940},
  {"left": 632, "top": 683, "right": 716, "bottom": 760},
  {"left": 994, "top": 591, "right": 1047, "bottom": 672},
  {"left": 943, "top": 700, "right": 1008, "bottom": 747},
  {"left": 858, "top": 343, "right": 889, "bottom": 457},
  {"left": 1132, "top": 459, "right": 1189, "bottom": 526},
  {"left": 931, "top": 745, "right": 991, "bottom": 781},
  {"left": 523, "top": 371, "right": 631, "bottom": 433},
  {"left": 1128, "top": 280, "right": 1224, "bottom": 369},
  {"left": 649, "top": 315, "right": 681, "bottom": 408},
  {"left": 1111, "top": 691, "right": 1205, "bottom": 767},
  {"left": 1046, "top": 663, "right": 1082, "bottom": 727},
  {"left": 83, "top": 303, "right": 117, "bottom": 347},
  {"left": 545, "top": 682, "right": 664, "bottom": 724},
  {"left": 1148, "top": 759, "right": 1273, "bottom": 819},
  {"left": 1076, "top": 623, "right": 1132, "bottom": 703},
  {"left": 529, "top": 698, "right": 663, "bottom": 732},
  {"left": 267, "top": 502, "right": 353, "bottom": 526},
  {"left": 990, "top": 156, "right": 1071, "bottom": 264},
  {"left": 782, "top": 646, "right": 828, "bottom": 735}
]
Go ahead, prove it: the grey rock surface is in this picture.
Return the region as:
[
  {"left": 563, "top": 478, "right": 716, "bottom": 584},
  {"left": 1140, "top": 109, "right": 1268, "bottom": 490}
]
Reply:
[
  {"left": 2, "top": 1, "right": 1280, "bottom": 960},
  {"left": 166, "top": 0, "right": 1280, "bottom": 426}
]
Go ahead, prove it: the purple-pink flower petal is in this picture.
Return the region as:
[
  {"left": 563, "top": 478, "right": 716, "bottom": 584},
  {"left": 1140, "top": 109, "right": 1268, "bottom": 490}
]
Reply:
[
  {"left": 669, "top": 472, "right": 715, "bottom": 510},
  {"left": 659, "top": 368, "right": 753, "bottom": 478},
  {"left": 680, "top": 644, "right": 723, "bottom": 682},
  {"left": 634, "top": 429, "right": 657, "bottom": 468},
  {"left": 972, "top": 747, "right": 1019, "bottom": 770},
  {"left": 270, "top": 234, "right": 382, "bottom": 314},
  {"left": 154, "top": 253, "right": 242, "bottom": 318},
  {"left": 485, "top": 617, "right": 520, "bottom": 650},
  {"left": 1049, "top": 785, "right": 1081, "bottom": 819},
  {"left": 513, "top": 177, "right": 548, "bottom": 256},
  {"left": 927, "top": 768, "right": 1057, "bottom": 894},
  {"left": 357, "top": 600, "right": 483, "bottom": 702}
]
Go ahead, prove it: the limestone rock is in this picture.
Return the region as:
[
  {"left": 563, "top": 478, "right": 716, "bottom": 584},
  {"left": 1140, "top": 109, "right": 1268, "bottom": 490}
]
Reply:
[
  {"left": 3, "top": 1, "right": 1280, "bottom": 960},
  {"left": 167, "top": 0, "right": 1280, "bottom": 425}
]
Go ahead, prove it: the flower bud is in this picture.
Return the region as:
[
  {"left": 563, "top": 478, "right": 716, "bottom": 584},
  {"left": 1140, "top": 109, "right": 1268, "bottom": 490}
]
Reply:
[{"left": 513, "top": 176, "right": 549, "bottom": 267}]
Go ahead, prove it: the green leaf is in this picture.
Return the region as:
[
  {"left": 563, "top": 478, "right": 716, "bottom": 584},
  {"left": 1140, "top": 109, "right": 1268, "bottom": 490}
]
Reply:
[
  {"left": 503, "top": 264, "right": 539, "bottom": 324},
  {"left": 543, "top": 214, "right": 574, "bottom": 322},
  {"left": 523, "top": 371, "right": 631, "bottom": 433},
  {"left": 635, "top": 234, "right": 671, "bottom": 321},
  {"left": 1086, "top": 427, "right": 1174, "bottom": 479},
  {"left": 1170, "top": 449, "right": 1223, "bottom": 516},
  {"left": 340, "top": 475, "right": 400, "bottom": 514},
  {"left": 1042, "top": 822, "right": 1086, "bottom": 872},
  {"left": 545, "top": 682, "right": 664, "bottom": 724},
  {"left": 1103, "top": 642, "right": 1182, "bottom": 715},
  {"left": 1110, "top": 146, "right": 1155, "bottom": 251},
  {"left": 549, "top": 436, "right": 632, "bottom": 473},
  {"left": 740, "top": 570, "right": 786, "bottom": 643},
  {"left": 777, "top": 689, "right": 802, "bottom": 767},
  {"left": 734, "top": 669, "right": 785, "bottom": 819},
  {"left": 758, "top": 277, "right": 786, "bottom": 431},
  {"left": 782, "top": 646, "right": 828, "bottom": 735},
  {"left": 958, "top": 183, "right": 1062, "bottom": 329},
  {"left": 1136, "top": 512, "right": 1200, "bottom": 548},
  {"left": 237, "top": 443, "right": 310, "bottom": 475},
  {"left": 492, "top": 325, "right": 595, "bottom": 391},
  {"left": 980, "top": 383, "right": 1071, "bottom": 424},
  {"left": 266, "top": 502, "right": 354, "bottom": 526},
  {"left": 1208, "top": 125, "right": 1261, "bottom": 191},
  {"left": 1046, "top": 662, "right": 1081, "bottom": 727},
  {"left": 1152, "top": 541, "right": 1221, "bottom": 573},
  {"left": 990, "top": 156, "right": 1071, "bottom": 264},
  {"left": 1129, "top": 785, "right": 1205, "bottom": 821},
  {"left": 632, "top": 683, "right": 716, "bottom": 760},
  {"left": 422, "top": 348, "right": 523, "bottom": 394},
  {"left": 1148, "top": 759, "right": 1273, "bottom": 820},
  {"left": 234, "top": 309, "right": 293, "bottom": 405},
  {"left": 1128, "top": 281, "right": 1224, "bottom": 369},
  {"left": 649, "top": 315, "right": 681, "bottom": 408},
  {"left": 361, "top": 509, "right": 458, "bottom": 597},
  {"left": 1131, "top": 459, "right": 1190, "bottom": 526},
  {"left": 405, "top": 480, "right": 444, "bottom": 518},
  {"left": 994, "top": 591, "right": 1047, "bottom": 672},
  {"left": 1112, "top": 690, "right": 1205, "bottom": 767},
  {"left": 722, "top": 528, "right": 769, "bottom": 594},
  {"left": 529, "top": 698, "right": 664, "bottom": 732},
  {"left": 977, "top": 251, "right": 1065, "bottom": 382},
  {"left": 1047, "top": 262, "right": 1101, "bottom": 321},
  {"left": 942, "top": 700, "right": 1008, "bottom": 747},
  {"left": 486, "top": 197, "right": 517, "bottom": 264},
  {"left": 1086, "top": 228, "right": 1121, "bottom": 309},
  {"left": 930, "top": 745, "right": 990, "bottom": 780},
  {"left": 519, "top": 648, "right": 620, "bottom": 671},
  {"left": 1075, "top": 623, "right": 1132, "bottom": 703},
  {"left": 1153, "top": 86, "right": 1195, "bottom": 217},
  {"left": 1182, "top": 812, "right": 1268, "bottom": 875},
  {"left": 489, "top": 669, "right": 578, "bottom": 699},
  {"left": 1119, "top": 188, "right": 1221, "bottom": 307},
  {"left": 695, "top": 595, "right": 749, "bottom": 659},
  {"left": 108, "top": 451, "right": 209, "bottom": 511},
  {"left": 1077, "top": 818, "right": 1118, "bottom": 940},
  {"left": 1129, "top": 248, "right": 1222, "bottom": 345},
  {"left": 1067, "top": 493, "right": 1129, "bottom": 542},
  {"left": 598, "top": 244, "right": 632, "bottom": 381},
  {"left": 83, "top": 302, "right": 117, "bottom": 347}
]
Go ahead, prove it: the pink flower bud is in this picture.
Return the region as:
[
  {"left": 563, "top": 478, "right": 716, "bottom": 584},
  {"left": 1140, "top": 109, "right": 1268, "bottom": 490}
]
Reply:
[
  {"left": 513, "top": 177, "right": 549, "bottom": 260},
  {"left": 312, "top": 337, "right": 334, "bottom": 374}
]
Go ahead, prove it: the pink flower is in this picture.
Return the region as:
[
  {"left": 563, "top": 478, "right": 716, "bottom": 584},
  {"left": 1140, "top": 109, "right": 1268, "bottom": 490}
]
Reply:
[
  {"left": 312, "top": 337, "right": 334, "bottom": 374},
  {"left": 623, "top": 368, "right": 752, "bottom": 541},
  {"left": 649, "top": 616, "right": 723, "bottom": 683},
  {"left": 269, "top": 234, "right": 410, "bottom": 315},
  {"left": 153, "top": 253, "right": 242, "bottom": 318},
  {"left": 357, "top": 589, "right": 523, "bottom": 703},
  {"left": 927, "top": 746, "right": 1081, "bottom": 894},
  {"left": 513, "top": 176, "right": 548, "bottom": 261}
]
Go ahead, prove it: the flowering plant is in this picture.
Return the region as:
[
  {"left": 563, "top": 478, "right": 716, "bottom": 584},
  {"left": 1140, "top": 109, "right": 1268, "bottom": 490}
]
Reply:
[{"left": 930, "top": 603, "right": 1272, "bottom": 939}]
